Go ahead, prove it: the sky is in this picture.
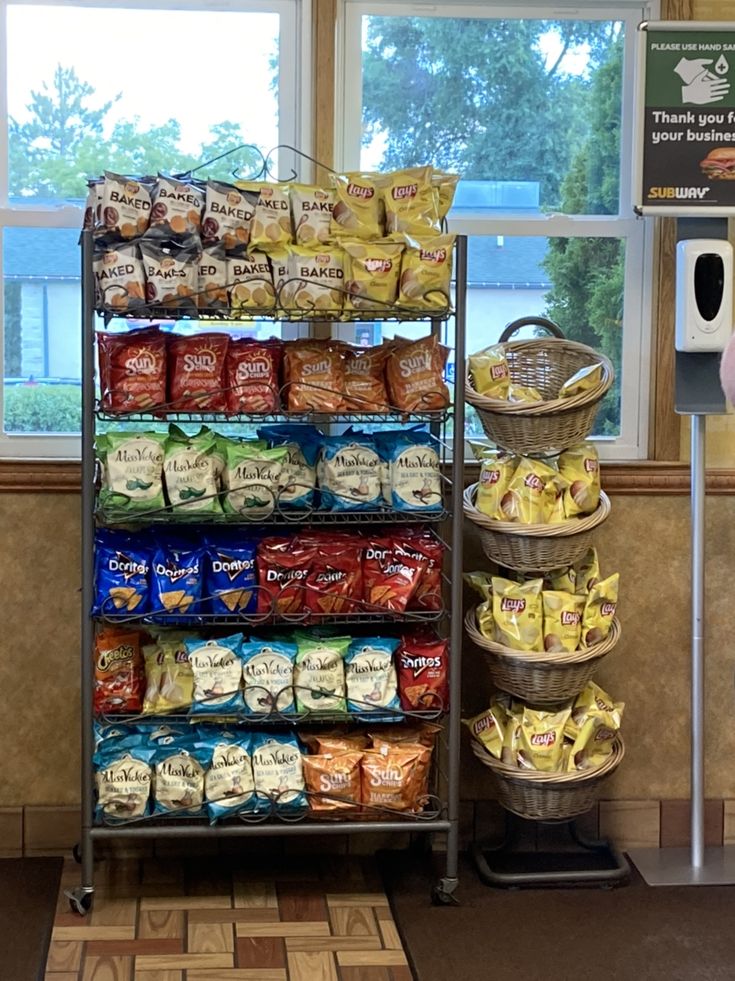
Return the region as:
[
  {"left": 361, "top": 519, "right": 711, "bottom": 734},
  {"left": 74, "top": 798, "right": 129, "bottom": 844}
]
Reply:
[{"left": 7, "top": 6, "right": 280, "bottom": 157}]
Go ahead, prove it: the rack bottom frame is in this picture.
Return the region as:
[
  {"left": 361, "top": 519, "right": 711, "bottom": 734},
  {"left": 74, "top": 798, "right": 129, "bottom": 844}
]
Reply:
[{"left": 89, "top": 819, "right": 452, "bottom": 838}]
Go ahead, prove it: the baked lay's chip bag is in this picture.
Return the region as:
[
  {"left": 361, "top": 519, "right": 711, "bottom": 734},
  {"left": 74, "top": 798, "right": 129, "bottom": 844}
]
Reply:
[
  {"left": 558, "top": 443, "right": 600, "bottom": 517},
  {"left": 385, "top": 334, "right": 449, "bottom": 412},
  {"left": 559, "top": 362, "right": 603, "bottom": 399},
  {"left": 228, "top": 252, "right": 275, "bottom": 311},
  {"left": 197, "top": 241, "right": 228, "bottom": 311},
  {"left": 168, "top": 333, "right": 229, "bottom": 412},
  {"left": 382, "top": 166, "right": 439, "bottom": 236},
  {"left": 288, "top": 246, "right": 345, "bottom": 314},
  {"left": 464, "top": 707, "right": 505, "bottom": 759},
  {"left": 491, "top": 576, "right": 543, "bottom": 651},
  {"left": 284, "top": 342, "right": 346, "bottom": 412},
  {"left": 397, "top": 234, "right": 455, "bottom": 311},
  {"left": 242, "top": 182, "right": 292, "bottom": 248},
  {"left": 582, "top": 573, "right": 619, "bottom": 645},
  {"left": 98, "top": 327, "right": 167, "bottom": 413},
  {"left": 201, "top": 179, "right": 257, "bottom": 252},
  {"left": 330, "top": 172, "right": 383, "bottom": 240},
  {"left": 303, "top": 752, "right": 363, "bottom": 812},
  {"left": 94, "top": 628, "right": 144, "bottom": 715},
  {"left": 343, "top": 239, "right": 404, "bottom": 311},
  {"left": 474, "top": 448, "right": 518, "bottom": 518},
  {"left": 517, "top": 707, "right": 570, "bottom": 772},
  {"left": 343, "top": 345, "right": 390, "bottom": 412},
  {"left": 93, "top": 242, "right": 147, "bottom": 313},
  {"left": 468, "top": 345, "right": 510, "bottom": 398},
  {"left": 290, "top": 184, "right": 335, "bottom": 247},
  {"left": 575, "top": 548, "right": 601, "bottom": 594},
  {"left": 542, "top": 590, "right": 585, "bottom": 652},
  {"left": 499, "top": 458, "right": 559, "bottom": 524}
]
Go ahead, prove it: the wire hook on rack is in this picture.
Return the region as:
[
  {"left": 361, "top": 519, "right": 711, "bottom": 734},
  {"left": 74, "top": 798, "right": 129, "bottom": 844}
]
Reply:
[
  {"left": 173, "top": 144, "right": 268, "bottom": 183},
  {"left": 262, "top": 144, "right": 338, "bottom": 183}
]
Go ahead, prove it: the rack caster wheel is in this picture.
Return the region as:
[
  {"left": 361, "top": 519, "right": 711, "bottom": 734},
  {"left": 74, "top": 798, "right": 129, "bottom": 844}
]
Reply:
[
  {"left": 65, "top": 888, "right": 93, "bottom": 916},
  {"left": 431, "top": 885, "right": 459, "bottom": 906},
  {"left": 72, "top": 843, "right": 82, "bottom": 864}
]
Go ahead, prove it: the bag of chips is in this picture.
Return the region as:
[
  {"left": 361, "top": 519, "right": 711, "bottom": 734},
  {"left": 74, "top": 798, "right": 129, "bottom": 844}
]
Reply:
[
  {"left": 256, "top": 536, "right": 316, "bottom": 616},
  {"left": 474, "top": 449, "right": 518, "bottom": 518},
  {"left": 93, "top": 243, "right": 148, "bottom": 313},
  {"left": 93, "top": 530, "right": 150, "bottom": 616},
  {"left": 330, "top": 172, "right": 384, "bottom": 240},
  {"left": 251, "top": 732, "right": 306, "bottom": 812},
  {"left": 303, "top": 751, "right": 363, "bottom": 812},
  {"left": 468, "top": 345, "right": 510, "bottom": 398},
  {"left": 99, "top": 172, "right": 151, "bottom": 242},
  {"left": 375, "top": 430, "right": 442, "bottom": 512},
  {"left": 320, "top": 434, "right": 383, "bottom": 511},
  {"left": 290, "top": 184, "right": 336, "bottom": 247},
  {"left": 360, "top": 745, "right": 422, "bottom": 811},
  {"left": 463, "top": 707, "right": 505, "bottom": 760},
  {"left": 205, "top": 539, "right": 257, "bottom": 615},
  {"left": 385, "top": 334, "right": 449, "bottom": 412},
  {"left": 567, "top": 682, "right": 623, "bottom": 741},
  {"left": 186, "top": 634, "right": 244, "bottom": 716},
  {"left": 559, "top": 363, "right": 603, "bottom": 399},
  {"left": 226, "top": 339, "right": 282, "bottom": 414},
  {"left": 575, "top": 547, "right": 601, "bottom": 594},
  {"left": 288, "top": 246, "right": 345, "bottom": 314},
  {"left": 200, "top": 730, "right": 255, "bottom": 822},
  {"left": 241, "top": 637, "right": 297, "bottom": 715},
  {"left": 464, "top": 571, "right": 494, "bottom": 637},
  {"left": 363, "top": 539, "right": 427, "bottom": 613},
  {"left": 343, "top": 240, "right": 404, "bottom": 311},
  {"left": 257, "top": 423, "right": 321, "bottom": 510},
  {"left": 139, "top": 239, "right": 199, "bottom": 314},
  {"left": 558, "top": 443, "right": 601, "bottom": 517},
  {"left": 303, "top": 537, "right": 364, "bottom": 616},
  {"left": 228, "top": 252, "right": 276, "bottom": 311},
  {"left": 368, "top": 721, "right": 442, "bottom": 749},
  {"left": 343, "top": 345, "right": 391, "bottom": 412},
  {"left": 582, "top": 573, "right": 619, "bottom": 645},
  {"left": 370, "top": 736, "right": 433, "bottom": 805},
  {"left": 97, "top": 431, "right": 167, "bottom": 515},
  {"left": 508, "top": 384, "right": 544, "bottom": 403},
  {"left": 222, "top": 442, "right": 288, "bottom": 519},
  {"left": 306, "top": 732, "right": 369, "bottom": 754},
  {"left": 499, "top": 458, "right": 559, "bottom": 524},
  {"left": 542, "top": 590, "right": 585, "bottom": 652},
  {"left": 197, "top": 241, "right": 229, "bottom": 311},
  {"left": 517, "top": 707, "right": 570, "bottom": 772},
  {"left": 94, "top": 628, "right": 144, "bottom": 715},
  {"left": 397, "top": 633, "right": 449, "bottom": 711},
  {"left": 148, "top": 175, "right": 204, "bottom": 240},
  {"left": 294, "top": 635, "right": 350, "bottom": 713},
  {"left": 284, "top": 341, "right": 346, "bottom": 412},
  {"left": 491, "top": 576, "right": 544, "bottom": 651},
  {"left": 397, "top": 234, "right": 455, "bottom": 311},
  {"left": 153, "top": 742, "right": 206, "bottom": 816},
  {"left": 545, "top": 565, "right": 577, "bottom": 593},
  {"left": 382, "top": 166, "right": 439, "bottom": 236},
  {"left": 146, "top": 633, "right": 195, "bottom": 714},
  {"left": 163, "top": 427, "right": 221, "bottom": 514},
  {"left": 94, "top": 742, "right": 154, "bottom": 822},
  {"left": 432, "top": 171, "right": 460, "bottom": 224},
  {"left": 345, "top": 637, "right": 400, "bottom": 718},
  {"left": 150, "top": 538, "right": 205, "bottom": 617},
  {"left": 168, "top": 333, "right": 229, "bottom": 412},
  {"left": 97, "top": 327, "right": 167, "bottom": 414},
  {"left": 244, "top": 182, "right": 292, "bottom": 248},
  {"left": 202, "top": 180, "right": 258, "bottom": 252},
  {"left": 399, "top": 529, "right": 444, "bottom": 611},
  {"left": 85, "top": 178, "right": 103, "bottom": 233}
]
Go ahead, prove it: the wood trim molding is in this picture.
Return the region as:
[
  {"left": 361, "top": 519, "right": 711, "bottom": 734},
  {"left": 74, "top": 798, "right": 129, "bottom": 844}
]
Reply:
[
  {"left": 651, "top": 218, "right": 680, "bottom": 460},
  {"left": 0, "top": 460, "right": 81, "bottom": 492},
  {"left": 312, "top": 0, "right": 336, "bottom": 171}
]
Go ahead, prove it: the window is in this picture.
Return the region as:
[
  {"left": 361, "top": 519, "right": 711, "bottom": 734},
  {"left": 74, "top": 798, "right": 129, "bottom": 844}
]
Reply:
[
  {"left": 338, "top": 0, "right": 657, "bottom": 459},
  {"left": 0, "top": 0, "right": 309, "bottom": 457}
]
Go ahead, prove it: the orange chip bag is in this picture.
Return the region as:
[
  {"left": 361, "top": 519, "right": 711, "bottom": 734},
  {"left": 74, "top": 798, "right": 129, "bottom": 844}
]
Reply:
[
  {"left": 383, "top": 166, "right": 439, "bottom": 236},
  {"left": 284, "top": 341, "right": 346, "bottom": 412},
  {"left": 385, "top": 334, "right": 450, "bottom": 412},
  {"left": 94, "top": 628, "right": 144, "bottom": 715},
  {"left": 302, "top": 752, "right": 363, "bottom": 812},
  {"left": 330, "top": 172, "right": 383, "bottom": 240},
  {"left": 306, "top": 733, "right": 370, "bottom": 755},
  {"left": 360, "top": 746, "right": 421, "bottom": 812},
  {"left": 343, "top": 345, "right": 390, "bottom": 412},
  {"left": 372, "top": 738, "right": 432, "bottom": 805}
]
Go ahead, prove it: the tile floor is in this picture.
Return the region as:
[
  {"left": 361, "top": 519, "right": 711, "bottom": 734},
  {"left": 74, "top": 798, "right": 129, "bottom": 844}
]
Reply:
[{"left": 47, "top": 852, "right": 413, "bottom": 981}]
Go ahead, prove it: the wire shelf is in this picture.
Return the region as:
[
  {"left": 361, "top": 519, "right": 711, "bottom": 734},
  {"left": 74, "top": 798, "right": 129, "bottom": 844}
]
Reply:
[
  {"left": 95, "top": 504, "right": 450, "bottom": 527},
  {"left": 97, "top": 702, "right": 444, "bottom": 727},
  {"left": 94, "top": 607, "right": 444, "bottom": 628},
  {"left": 95, "top": 407, "right": 450, "bottom": 426}
]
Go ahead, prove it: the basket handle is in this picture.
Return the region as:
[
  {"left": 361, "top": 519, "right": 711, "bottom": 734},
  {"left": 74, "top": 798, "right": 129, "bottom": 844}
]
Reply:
[{"left": 499, "top": 316, "right": 565, "bottom": 343}]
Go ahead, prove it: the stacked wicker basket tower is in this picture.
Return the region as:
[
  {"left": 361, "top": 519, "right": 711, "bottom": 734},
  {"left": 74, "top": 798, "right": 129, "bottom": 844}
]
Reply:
[{"left": 463, "top": 317, "right": 623, "bottom": 821}]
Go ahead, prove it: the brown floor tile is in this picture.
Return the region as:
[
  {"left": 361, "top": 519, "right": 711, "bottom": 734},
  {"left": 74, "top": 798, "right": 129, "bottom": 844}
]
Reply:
[
  {"left": 288, "top": 950, "right": 339, "bottom": 981},
  {"left": 44, "top": 974, "right": 79, "bottom": 981},
  {"left": 377, "top": 917, "right": 402, "bottom": 950},
  {"left": 90, "top": 895, "right": 137, "bottom": 927},
  {"left": 135, "top": 972, "right": 182, "bottom": 981},
  {"left": 390, "top": 968, "right": 414, "bottom": 981},
  {"left": 286, "top": 937, "right": 383, "bottom": 953},
  {"left": 137, "top": 910, "right": 185, "bottom": 939},
  {"left": 330, "top": 905, "right": 379, "bottom": 937},
  {"left": 235, "top": 936, "right": 286, "bottom": 968},
  {"left": 46, "top": 940, "right": 83, "bottom": 973},
  {"left": 134, "top": 953, "right": 234, "bottom": 971},
  {"left": 233, "top": 877, "right": 278, "bottom": 909},
  {"left": 139, "top": 895, "right": 231, "bottom": 911},
  {"left": 188, "top": 921, "right": 235, "bottom": 953},
  {"left": 53, "top": 926, "right": 135, "bottom": 941},
  {"left": 81, "top": 954, "right": 133, "bottom": 981},
  {"left": 235, "top": 920, "right": 331, "bottom": 938},
  {"left": 277, "top": 881, "right": 329, "bottom": 921},
  {"left": 189, "top": 972, "right": 287, "bottom": 981},
  {"left": 189, "top": 908, "right": 280, "bottom": 924},
  {"left": 337, "top": 951, "right": 409, "bottom": 968},
  {"left": 84, "top": 939, "right": 184, "bottom": 956},
  {"left": 340, "top": 968, "right": 393, "bottom": 981},
  {"left": 326, "top": 893, "right": 387, "bottom": 907}
]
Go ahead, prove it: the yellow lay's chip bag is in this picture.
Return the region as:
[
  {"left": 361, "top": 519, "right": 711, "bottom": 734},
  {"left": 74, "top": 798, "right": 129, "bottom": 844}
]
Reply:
[
  {"left": 464, "top": 707, "right": 505, "bottom": 759},
  {"left": 542, "top": 590, "right": 585, "bottom": 652},
  {"left": 237, "top": 182, "right": 292, "bottom": 248},
  {"left": 383, "top": 166, "right": 439, "bottom": 236},
  {"left": 559, "top": 362, "right": 603, "bottom": 398},
  {"left": 397, "top": 234, "right": 455, "bottom": 310},
  {"left": 566, "top": 681, "right": 619, "bottom": 741},
  {"left": 559, "top": 443, "right": 601, "bottom": 517},
  {"left": 545, "top": 565, "right": 577, "bottom": 593},
  {"left": 475, "top": 450, "right": 518, "bottom": 518},
  {"left": 464, "top": 571, "right": 494, "bottom": 638},
  {"left": 508, "top": 384, "right": 544, "bottom": 403},
  {"left": 343, "top": 239, "right": 404, "bottom": 311},
  {"left": 575, "top": 548, "right": 601, "bottom": 594},
  {"left": 582, "top": 573, "right": 619, "bottom": 645},
  {"left": 468, "top": 345, "right": 510, "bottom": 398},
  {"left": 492, "top": 576, "right": 544, "bottom": 651},
  {"left": 568, "top": 708, "right": 622, "bottom": 770},
  {"left": 499, "top": 458, "right": 559, "bottom": 523},
  {"left": 432, "top": 171, "right": 460, "bottom": 223},
  {"left": 546, "top": 473, "right": 571, "bottom": 523},
  {"left": 331, "top": 172, "right": 383, "bottom": 240},
  {"left": 501, "top": 713, "right": 521, "bottom": 766},
  {"left": 518, "top": 707, "right": 570, "bottom": 772}
]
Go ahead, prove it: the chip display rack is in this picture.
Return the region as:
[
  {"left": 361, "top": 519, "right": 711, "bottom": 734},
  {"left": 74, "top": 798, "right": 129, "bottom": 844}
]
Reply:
[{"left": 68, "top": 228, "right": 467, "bottom": 915}]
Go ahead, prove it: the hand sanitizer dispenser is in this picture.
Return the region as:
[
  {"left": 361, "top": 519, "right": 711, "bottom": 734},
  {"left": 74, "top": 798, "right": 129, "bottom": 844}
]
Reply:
[{"left": 675, "top": 239, "right": 733, "bottom": 353}]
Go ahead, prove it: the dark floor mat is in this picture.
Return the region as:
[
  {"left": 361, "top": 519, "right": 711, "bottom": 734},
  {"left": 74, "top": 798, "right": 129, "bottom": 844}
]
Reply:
[
  {"left": 382, "top": 851, "right": 735, "bottom": 981},
  {"left": 0, "top": 857, "right": 62, "bottom": 981}
]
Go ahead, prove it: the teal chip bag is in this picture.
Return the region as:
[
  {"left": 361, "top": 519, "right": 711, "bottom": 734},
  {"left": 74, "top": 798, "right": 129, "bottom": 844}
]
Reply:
[
  {"left": 375, "top": 430, "right": 442, "bottom": 512},
  {"left": 294, "top": 634, "right": 349, "bottom": 713},
  {"left": 319, "top": 435, "right": 382, "bottom": 511},
  {"left": 152, "top": 741, "right": 207, "bottom": 816},
  {"left": 163, "top": 426, "right": 221, "bottom": 513},
  {"left": 94, "top": 742, "right": 155, "bottom": 824},
  {"left": 185, "top": 634, "right": 244, "bottom": 716},
  {"left": 98, "top": 431, "right": 167, "bottom": 514},
  {"left": 241, "top": 637, "right": 297, "bottom": 715},
  {"left": 199, "top": 730, "right": 255, "bottom": 823},
  {"left": 345, "top": 637, "right": 400, "bottom": 719},
  {"left": 251, "top": 731, "right": 306, "bottom": 813},
  {"left": 223, "top": 442, "right": 288, "bottom": 519}
]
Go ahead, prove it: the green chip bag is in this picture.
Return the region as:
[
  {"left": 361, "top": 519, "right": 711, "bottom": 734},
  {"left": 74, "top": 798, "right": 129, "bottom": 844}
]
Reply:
[
  {"left": 222, "top": 443, "right": 288, "bottom": 519},
  {"left": 293, "top": 635, "right": 350, "bottom": 713},
  {"left": 163, "top": 426, "right": 221, "bottom": 514},
  {"left": 98, "top": 431, "right": 167, "bottom": 514}
]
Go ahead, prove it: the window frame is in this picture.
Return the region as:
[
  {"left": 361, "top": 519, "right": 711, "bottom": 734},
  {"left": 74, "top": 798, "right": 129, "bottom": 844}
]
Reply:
[
  {"left": 0, "top": 0, "right": 311, "bottom": 459},
  {"left": 336, "top": 0, "right": 660, "bottom": 460}
]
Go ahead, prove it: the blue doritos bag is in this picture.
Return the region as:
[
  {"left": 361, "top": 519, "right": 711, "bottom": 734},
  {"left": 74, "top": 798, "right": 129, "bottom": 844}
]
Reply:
[
  {"left": 197, "top": 729, "right": 255, "bottom": 824},
  {"left": 250, "top": 731, "right": 306, "bottom": 814},
  {"left": 185, "top": 634, "right": 245, "bottom": 717},
  {"left": 319, "top": 434, "right": 382, "bottom": 511},
  {"left": 93, "top": 530, "right": 150, "bottom": 616},
  {"left": 204, "top": 539, "right": 257, "bottom": 616},
  {"left": 374, "top": 430, "right": 442, "bottom": 512},
  {"left": 241, "top": 637, "right": 297, "bottom": 716},
  {"left": 345, "top": 637, "right": 401, "bottom": 720},
  {"left": 93, "top": 740, "right": 155, "bottom": 824},
  {"left": 150, "top": 538, "right": 205, "bottom": 620}
]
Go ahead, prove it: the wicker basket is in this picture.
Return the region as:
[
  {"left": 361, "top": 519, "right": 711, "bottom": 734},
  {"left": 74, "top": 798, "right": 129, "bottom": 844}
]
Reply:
[
  {"left": 465, "top": 317, "right": 614, "bottom": 456},
  {"left": 470, "top": 736, "right": 624, "bottom": 821},
  {"left": 464, "top": 607, "right": 620, "bottom": 704},
  {"left": 463, "top": 483, "right": 611, "bottom": 572}
]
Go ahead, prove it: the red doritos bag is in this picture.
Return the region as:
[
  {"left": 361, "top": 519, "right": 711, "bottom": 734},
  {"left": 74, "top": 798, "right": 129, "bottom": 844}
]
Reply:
[
  {"left": 168, "top": 332, "right": 229, "bottom": 411},
  {"left": 97, "top": 327, "right": 167, "bottom": 413},
  {"left": 256, "top": 536, "right": 316, "bottom": 616},
  {"left": 226, "top": 339, "right": 282, "bottom": 414},
  {"left": 363, "top": 538, "right": 426, "bottom": 613},
  {"left": 397, "top": 633, "right": 449, "bottom": 711},
  {"left": 396, "top": 530, "right": 444, "bottom": 611},
  {"left": 302, "top": 535, "right": 364, "bottom": 616}
]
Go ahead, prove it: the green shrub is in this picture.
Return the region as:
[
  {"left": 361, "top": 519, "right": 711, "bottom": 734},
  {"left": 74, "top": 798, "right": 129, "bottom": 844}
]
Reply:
[{"left": 4, "top": 384, "right": 81, "bottom": 434}]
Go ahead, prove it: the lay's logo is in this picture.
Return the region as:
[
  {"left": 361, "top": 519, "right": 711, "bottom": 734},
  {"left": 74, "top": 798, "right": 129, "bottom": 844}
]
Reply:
[
  {"left": 530, "top": 731, "right": 556, "bottom": 747},
  {"left": 347, "top": 183, "right": 374, "bottom": 199},
  {"left": 601, "top": 602, "right": 617, "bottom": 617},
  {"left": 419, "top": 248, "right": 446, "bottom": 263},
  {"left": 392, "top": 184, "right": 418, "bottom": 200},
  {"left": 365, "top": 258, "right": 392, "bottom": 274},
  {"left": 524, "top": 474, "right": 544, "bottom": 492},
  {"left": 500, "top": 597, "right": 525, "bottom": 613}
]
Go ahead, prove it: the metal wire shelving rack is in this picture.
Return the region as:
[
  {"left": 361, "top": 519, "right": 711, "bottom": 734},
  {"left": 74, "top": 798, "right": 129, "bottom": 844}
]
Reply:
[{"left": 69, "top": 228, "right": 466, "bottom": 914}]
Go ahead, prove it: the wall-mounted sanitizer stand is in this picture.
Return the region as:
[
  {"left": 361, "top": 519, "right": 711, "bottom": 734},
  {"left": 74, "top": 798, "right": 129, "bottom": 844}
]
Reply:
[{"left": 630, "top": 218, "right": 735, "bottom": 885}]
